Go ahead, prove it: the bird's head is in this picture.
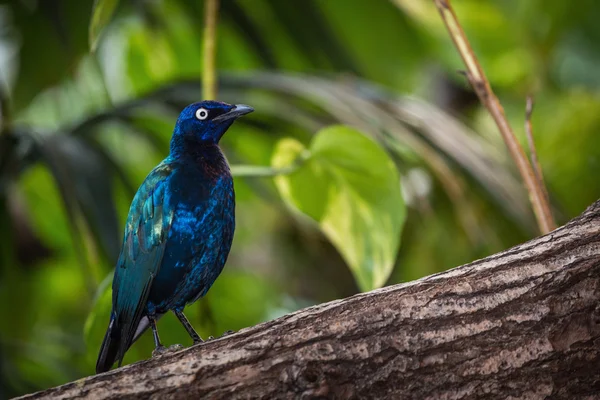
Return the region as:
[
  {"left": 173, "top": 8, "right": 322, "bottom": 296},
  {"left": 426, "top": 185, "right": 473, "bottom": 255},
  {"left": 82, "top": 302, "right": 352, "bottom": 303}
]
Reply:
[{"left": 173, "top": 101, "right": 254, "bottom": 145}]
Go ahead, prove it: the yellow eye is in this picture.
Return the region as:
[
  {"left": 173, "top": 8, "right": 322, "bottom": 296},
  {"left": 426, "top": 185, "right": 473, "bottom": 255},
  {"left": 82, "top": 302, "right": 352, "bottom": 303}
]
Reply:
[{"left": 195, "top": 108, "right": 209, "bottom": 120}]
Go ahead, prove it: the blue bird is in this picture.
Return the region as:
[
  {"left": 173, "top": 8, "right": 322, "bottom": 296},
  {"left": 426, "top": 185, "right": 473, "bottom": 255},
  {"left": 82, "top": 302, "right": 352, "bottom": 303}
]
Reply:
[{"left": 96, "top": 101, "right": 253, "bottom": 373}]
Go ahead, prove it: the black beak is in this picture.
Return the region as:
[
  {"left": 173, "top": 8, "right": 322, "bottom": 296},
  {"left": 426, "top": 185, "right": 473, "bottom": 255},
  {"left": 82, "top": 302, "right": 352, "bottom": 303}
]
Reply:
[{"left": 213, "top": 104, "right": 254, "bottom": 122}]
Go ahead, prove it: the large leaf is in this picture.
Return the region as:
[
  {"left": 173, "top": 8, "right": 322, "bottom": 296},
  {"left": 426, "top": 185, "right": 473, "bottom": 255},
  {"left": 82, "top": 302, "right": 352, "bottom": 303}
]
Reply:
[
  {"left": 6, "top": 0, "right": 91, "bottom": 111},
  {"left": 43, "top": 135, "right": 121, "bottom": 264},
  {"left": 272, "top": 125, "right": 405, "bottom": 291}
]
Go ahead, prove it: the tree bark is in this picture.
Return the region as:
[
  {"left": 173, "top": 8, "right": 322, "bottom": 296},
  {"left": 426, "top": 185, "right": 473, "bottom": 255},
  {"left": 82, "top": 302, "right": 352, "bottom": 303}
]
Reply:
[{"left": 18, "top": 200, "right": 600, "bottom": 400}]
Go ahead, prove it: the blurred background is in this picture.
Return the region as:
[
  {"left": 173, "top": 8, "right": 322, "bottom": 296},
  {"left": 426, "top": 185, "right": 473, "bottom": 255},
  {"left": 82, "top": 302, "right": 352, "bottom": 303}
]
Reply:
[{"left": 0, "top": 0, "right": 599, "bottom": 397}]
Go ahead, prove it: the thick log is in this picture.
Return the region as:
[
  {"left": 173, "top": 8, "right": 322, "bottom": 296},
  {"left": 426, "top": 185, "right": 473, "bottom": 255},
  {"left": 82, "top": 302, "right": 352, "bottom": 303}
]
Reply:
[{"left": 18, "top": 200, "right": 600, "bottom": 400}]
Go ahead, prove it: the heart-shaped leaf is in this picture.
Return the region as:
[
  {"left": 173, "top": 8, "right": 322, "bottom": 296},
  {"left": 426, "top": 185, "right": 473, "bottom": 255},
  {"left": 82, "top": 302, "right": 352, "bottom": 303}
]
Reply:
[{"left": 272, "top": 125, "right": 405, "bottom": 291}]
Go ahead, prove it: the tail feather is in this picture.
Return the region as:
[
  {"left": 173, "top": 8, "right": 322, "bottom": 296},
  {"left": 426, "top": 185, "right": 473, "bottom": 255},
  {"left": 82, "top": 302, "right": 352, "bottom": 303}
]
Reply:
[{"left": 96, "top": 315, "right": 122, "bottom": 374}]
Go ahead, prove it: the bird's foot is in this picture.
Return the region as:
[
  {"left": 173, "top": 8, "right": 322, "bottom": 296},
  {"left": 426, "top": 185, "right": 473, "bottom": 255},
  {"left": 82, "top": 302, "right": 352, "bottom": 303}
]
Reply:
[
  {"left": 152, "top": 345, "right": 168, "bottom": 357},
  {"left": 204, "top": 330, "right": 235, "bottom": 342},
  {"left": 152, "top": 344, "right": 183, "bottom": 357},
  {"left": 167, "top": 344, "right": 184, "bottom": 352}
]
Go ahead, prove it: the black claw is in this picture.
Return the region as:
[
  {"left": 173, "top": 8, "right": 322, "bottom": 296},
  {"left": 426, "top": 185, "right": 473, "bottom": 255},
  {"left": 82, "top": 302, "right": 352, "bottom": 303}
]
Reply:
[
  {"left": 152, "top": 345, "right": 168, "bottom": 357},
  {"left": 152, "top": 344, "right": 183, "bottom": 357}
]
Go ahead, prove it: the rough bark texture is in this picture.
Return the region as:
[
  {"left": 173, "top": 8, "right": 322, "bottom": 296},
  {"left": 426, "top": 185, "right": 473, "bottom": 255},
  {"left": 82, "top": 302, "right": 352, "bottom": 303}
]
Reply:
[{"left": 19, "top": 201, "right": 600, "bottom": 400}]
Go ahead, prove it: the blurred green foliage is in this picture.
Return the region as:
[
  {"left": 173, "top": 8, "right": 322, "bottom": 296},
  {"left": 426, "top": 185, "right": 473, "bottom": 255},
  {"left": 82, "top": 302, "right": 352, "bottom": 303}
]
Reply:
[
  {"left": 89, "top": 0, "right": 119, "bottom": 51},
  {"left": 0, "top": 0, "right": 599, "bottom": 397}
]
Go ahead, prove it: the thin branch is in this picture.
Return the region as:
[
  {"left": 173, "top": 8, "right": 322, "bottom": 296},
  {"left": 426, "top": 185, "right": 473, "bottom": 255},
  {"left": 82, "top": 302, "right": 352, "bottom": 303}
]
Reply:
[
  {"left": 525, "top": 95, "right": 551, "bottom": 213},
  {"left": 202, "top": 0, "right": 220, "bottom": 100},
  {"left": 0, "top": 77, "right": 9, "bottom": 135},
  {"left": 433, "top": 0, "right": 556, "bottom": 234},
  {"left": 525, "top": 96, "right": 541, "bottom": 185}
]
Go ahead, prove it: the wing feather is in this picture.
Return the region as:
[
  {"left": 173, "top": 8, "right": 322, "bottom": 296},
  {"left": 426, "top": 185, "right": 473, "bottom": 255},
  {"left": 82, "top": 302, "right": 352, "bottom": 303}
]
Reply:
[{"left": 111, "top": 162, "right": 174, "bottom": 364}]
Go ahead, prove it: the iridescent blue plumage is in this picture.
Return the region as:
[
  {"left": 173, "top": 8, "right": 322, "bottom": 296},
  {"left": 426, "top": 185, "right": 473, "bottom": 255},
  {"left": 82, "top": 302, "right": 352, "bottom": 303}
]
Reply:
[{"left": 96, "top": 101, "right": 253, "bottom": 373}]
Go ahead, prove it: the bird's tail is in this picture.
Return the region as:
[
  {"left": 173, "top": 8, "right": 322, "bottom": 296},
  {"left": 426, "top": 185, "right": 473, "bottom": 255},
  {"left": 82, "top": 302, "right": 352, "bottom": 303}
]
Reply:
[{"left": 96, "top": 313, "right": 122, "bottom": 374}]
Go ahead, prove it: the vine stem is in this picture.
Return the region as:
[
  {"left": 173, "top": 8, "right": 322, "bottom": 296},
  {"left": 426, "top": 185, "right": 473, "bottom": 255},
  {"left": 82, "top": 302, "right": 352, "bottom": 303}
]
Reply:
[
  {"left": 231, "top": 150, "right": 309, "bottom": 178},
  {"left": 433, "top": 0, "right": 556, "bottom": 234},
  {"left": 202, "top": 0, "right": 219, "bottom": 100},
  {"left": 231, "top": 165, "right": 300, "bottom": 178}
]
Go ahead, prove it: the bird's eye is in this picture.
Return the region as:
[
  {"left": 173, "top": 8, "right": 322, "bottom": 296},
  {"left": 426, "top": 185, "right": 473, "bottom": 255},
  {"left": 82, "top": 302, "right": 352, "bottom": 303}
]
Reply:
[{"left": 195, "top": 108, "right": 209, "bottom": 120}]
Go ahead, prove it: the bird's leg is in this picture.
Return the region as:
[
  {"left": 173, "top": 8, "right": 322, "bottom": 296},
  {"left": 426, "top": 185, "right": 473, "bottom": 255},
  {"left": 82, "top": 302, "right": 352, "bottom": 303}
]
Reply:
[
  {"left": 173, "top": 310, "right": 203, "bottom": 344},
  {"left": 149, "top": 315, "right": 184, "bottom": 356},
  {"left": 149, "top": 315, "right": 168, "bottom": 357}
]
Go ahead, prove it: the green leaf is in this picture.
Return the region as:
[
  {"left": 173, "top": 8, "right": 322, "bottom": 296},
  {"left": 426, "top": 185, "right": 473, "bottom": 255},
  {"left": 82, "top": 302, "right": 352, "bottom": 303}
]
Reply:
[
  {"left": 272, "top": 125, "right": 406, "bottom": 291},
  {"left": 89, "top": 0, "right": 120, "bottom": 52}
]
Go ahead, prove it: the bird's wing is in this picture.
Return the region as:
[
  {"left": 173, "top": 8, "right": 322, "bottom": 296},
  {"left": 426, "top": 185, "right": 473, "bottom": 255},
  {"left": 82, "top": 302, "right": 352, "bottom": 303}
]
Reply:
[{"left": 112, "top": 161, "right": 175, "bottom": 362}]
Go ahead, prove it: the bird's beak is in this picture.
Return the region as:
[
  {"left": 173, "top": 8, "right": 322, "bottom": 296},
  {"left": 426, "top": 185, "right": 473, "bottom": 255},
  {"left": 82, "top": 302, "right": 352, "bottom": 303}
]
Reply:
[{"left": 212, "top": 104, "right": 254, "bottom": 122}]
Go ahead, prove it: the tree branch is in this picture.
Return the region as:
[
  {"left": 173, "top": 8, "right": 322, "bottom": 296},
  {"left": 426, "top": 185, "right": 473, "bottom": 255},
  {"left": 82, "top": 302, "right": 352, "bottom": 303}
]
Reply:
[
  {"left": 18, "top": 199, "right": 600, "bottom": 399},
  {"left": 433, "top": 0, "right": 556, "bottom": 234}
]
